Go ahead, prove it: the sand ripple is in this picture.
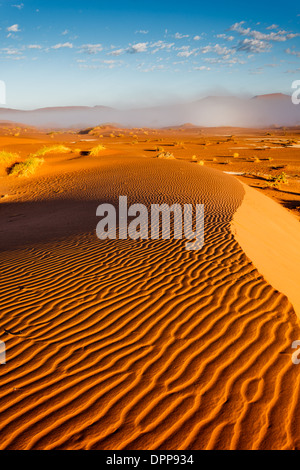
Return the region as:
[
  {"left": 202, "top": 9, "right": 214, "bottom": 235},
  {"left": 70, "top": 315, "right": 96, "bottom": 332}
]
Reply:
[{"left": 0, "top": 157, "right": 299, "bottom": 449}]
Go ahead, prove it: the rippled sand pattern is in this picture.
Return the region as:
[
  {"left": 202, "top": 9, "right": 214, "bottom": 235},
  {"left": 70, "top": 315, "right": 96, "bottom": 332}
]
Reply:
[{"left": 0, "top": 157, "right": 300, "bottom": 450}]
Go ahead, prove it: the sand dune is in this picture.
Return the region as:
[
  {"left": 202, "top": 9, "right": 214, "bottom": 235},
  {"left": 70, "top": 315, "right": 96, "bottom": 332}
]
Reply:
[
  {"left": 232, "top": 182, "right": 300, "bottom": 318},
  {"left": 1, "top": 151, "right": 300, "bottom": 450}
]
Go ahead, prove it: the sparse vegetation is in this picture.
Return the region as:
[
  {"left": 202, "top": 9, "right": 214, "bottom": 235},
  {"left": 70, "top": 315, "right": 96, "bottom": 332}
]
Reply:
[
  {"left": 9, "top": 157, "right": 44, "bottom": 177},
  {"left": 34, "top": 145, "right": 71, "bottom": 157},
  {"left": 157, "top": 152, "right": 175, "bottom": 160},
  {"left": 89, "top": 144, "right": 106, "bottom": 156},
  {"left": 267, "top": 172, "right": 288, "bottom": 188},
  {"left": 0, "top": 150, "right": 20, "bottom": 165},
  {"left": 233, "top": 152, "right": 239, "bottom": 158}
]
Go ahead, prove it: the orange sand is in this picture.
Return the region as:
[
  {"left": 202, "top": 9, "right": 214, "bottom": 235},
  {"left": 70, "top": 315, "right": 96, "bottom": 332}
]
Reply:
[
  {"left": 232, "top": 181, "right": 300, "bottom": 318},
  {"left": 0, "top": 127, "right": 300, "bottom": 450}
]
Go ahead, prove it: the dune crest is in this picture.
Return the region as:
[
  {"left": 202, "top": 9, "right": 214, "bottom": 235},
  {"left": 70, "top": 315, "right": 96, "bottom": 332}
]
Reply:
[{"left": 232, "top": 182, "right": 300, "bottom": 317}]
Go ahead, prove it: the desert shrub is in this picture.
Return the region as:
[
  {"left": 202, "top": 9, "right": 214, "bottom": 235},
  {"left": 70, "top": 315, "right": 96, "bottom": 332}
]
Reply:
[
  {"left": 9, "top": 157, "right": 44, "bottom": 177},
  {"left": 34, "top": 145, "right": 70, "bottom": 157},
  {"left": 267, "top": 172, "right": 288, "bottom": 188},
  {"left": 0, "top": 150, "right": 20, "bottom": 165},
  {"left": 233, "top": 152, "right": 239, "bottom": 158},
  {"left": 89, "top": 145, "right": 106, "bottom": 156},
  {"left": 198, "top": 160, "right": 205, "bottom": 166},
  {"left": 157, "top": 152, "right": 175, "bottom": 160}
]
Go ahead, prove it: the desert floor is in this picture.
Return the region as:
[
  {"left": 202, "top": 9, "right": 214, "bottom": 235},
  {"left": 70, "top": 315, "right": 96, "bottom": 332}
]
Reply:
[{"left": 0, "top": 123, "right": 300, "bottom": 450}]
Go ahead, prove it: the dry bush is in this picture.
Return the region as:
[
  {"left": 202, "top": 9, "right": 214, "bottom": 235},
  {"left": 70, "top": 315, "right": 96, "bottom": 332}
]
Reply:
[
  {"left": 9, "top": 157, "right": 44, "bottom": 177},
  {"left": 89, "top": 145, "right": 106, "bottom": 156},
  {"left": 34, "top": 145, "right": 71, "bottom": 157}
]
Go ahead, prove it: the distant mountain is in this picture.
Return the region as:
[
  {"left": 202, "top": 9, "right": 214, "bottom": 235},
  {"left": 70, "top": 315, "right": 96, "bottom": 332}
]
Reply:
[
  {"left": 252, "top": 93, "right": 290, "bottom": 100},
  {"left": 0, "top": 94, "right": 299, "bottom": 129}
]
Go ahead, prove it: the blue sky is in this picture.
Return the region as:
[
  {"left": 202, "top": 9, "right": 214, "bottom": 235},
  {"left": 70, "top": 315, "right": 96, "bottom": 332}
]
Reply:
[{"left": 1, "top": 0, "right": 300, "bottom": 109}]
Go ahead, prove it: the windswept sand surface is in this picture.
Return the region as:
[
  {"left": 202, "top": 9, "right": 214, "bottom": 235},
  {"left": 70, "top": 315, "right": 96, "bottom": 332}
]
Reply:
[
  {"left": 1, "top": 137, "right": 300, "bottom": 450},
  {"left": 232, "top": 182, "right": 300, "bottom": 318}
]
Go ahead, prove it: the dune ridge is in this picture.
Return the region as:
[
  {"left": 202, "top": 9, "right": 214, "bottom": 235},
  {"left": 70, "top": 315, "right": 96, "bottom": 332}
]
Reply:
[{"left": 0, "top": 156, "right": 300, "bottom": 449}]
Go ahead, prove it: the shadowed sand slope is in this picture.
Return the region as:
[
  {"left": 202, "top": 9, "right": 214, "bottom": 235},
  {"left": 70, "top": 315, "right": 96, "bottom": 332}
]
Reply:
[{"left": 0, "top": 156, "right": 300, "bottom": 450}]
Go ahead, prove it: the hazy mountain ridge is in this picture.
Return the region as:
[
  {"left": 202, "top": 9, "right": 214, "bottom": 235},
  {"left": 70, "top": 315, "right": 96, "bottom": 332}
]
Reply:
[{"left": 0, "top": 94, "right": 298, "bottom": 128}]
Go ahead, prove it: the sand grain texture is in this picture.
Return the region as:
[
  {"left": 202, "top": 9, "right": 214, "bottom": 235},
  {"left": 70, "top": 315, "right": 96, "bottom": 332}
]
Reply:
[{"left": 0, "top": 155, "right": 300, "bottom": 450}]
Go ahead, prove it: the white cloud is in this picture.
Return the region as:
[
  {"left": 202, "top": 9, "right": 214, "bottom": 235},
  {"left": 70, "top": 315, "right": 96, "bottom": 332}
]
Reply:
[
  {"left": 7, "top": 24, "right": 20, "bottom": 32},
  {"left": 12, "top": 3, "right": 24, "bottom": 9},
  {"left": 135, "top": 30, "right": 149, "bottom": 34},
  {"left": 230, "top": 21, "right": 299, "bottom": 42},
  {"left": 52, "top": 42, "right": 73, "bottom": 49},
  {"left": 236, "top": 38, "right": 271, "bottom": 53},
  {"left": 177, "top": 50, "right": 196, "bottom": 58},
  {"left": 107, "top": 43, "right": 148, "bottom": 56},
  {"left": 194, "top": 66, "right": 211, "bottom": 71},
  {"left": 216, "top": 34, "right": 234, "bottom": 41},
  {"left": 266, "top": 24, "right": 278, "bottom": 30},
  {"left": 139, "top": 64, "right": 165, "bottom": 73},
  {"left": 27, "top": 44, "right": 42, "bottom": 49},
  {"left": 127, "top": 42, "right": 148, "bottom": 53},
  {"left": 204, "top": 56, "right": 245, "bottom": 65},
  {"left": 108, "top": 48, "right": 125, "bottom": 56},
  {"left": 79, "top": 44, "right": 103, "bottom": 54},
  {"left": 201, "top": 44, "right": 231, "bottom": 55},
  {"left": 150, "top": 41, "right": 174, "bottom": 53},
  {"left": 2, "top": 47, "right": 23, "bottom": 55},
  {"left": 174, "top": 32, "right": 189, "bottom": 39},
  {"left": 286, "top": 48, "right": 300, "bottom": 57}
]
